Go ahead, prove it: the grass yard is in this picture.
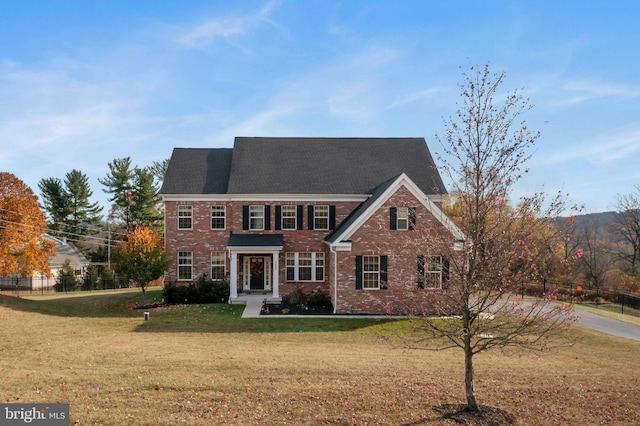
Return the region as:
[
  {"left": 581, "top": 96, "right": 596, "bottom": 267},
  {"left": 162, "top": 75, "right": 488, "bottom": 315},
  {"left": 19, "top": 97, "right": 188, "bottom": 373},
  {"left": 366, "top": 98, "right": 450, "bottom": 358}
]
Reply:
[{"left": 1, "top": 288, "right": 639, "bottom": 425}]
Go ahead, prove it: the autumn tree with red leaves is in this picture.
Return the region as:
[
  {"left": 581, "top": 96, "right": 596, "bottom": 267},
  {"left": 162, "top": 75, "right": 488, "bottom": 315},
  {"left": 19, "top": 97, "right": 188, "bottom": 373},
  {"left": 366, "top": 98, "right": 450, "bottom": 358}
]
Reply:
[{"left": 0, "top": 172, "right": 56, "bottom": 277}]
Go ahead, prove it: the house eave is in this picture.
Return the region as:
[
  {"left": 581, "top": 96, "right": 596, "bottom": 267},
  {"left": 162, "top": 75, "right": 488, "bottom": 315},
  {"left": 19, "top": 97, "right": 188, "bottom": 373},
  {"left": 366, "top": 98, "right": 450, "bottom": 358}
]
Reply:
[{"left": 161, "top": 193, "right": 370, "bottom": 203}]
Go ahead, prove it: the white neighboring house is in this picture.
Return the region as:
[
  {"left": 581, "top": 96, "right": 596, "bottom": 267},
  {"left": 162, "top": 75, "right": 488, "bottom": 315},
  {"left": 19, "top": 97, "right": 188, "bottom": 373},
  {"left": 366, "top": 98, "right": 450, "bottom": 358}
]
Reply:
[{"left": 0, "top": 235, "right": 89, "bottom": 290}]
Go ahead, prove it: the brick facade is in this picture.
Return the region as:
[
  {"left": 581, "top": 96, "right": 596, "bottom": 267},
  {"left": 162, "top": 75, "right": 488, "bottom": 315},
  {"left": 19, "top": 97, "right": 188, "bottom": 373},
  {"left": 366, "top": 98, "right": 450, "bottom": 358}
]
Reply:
[{"left": 163, "top": 183, "right": 459, "bottom": 314}]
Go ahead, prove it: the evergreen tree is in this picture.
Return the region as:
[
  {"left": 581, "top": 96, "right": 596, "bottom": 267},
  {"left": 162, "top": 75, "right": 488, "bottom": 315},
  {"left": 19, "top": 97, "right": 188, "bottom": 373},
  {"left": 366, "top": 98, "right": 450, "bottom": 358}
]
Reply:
[
  {"left": 38, "top": 177, "right": 72, "bottom": 236},
  {"left": 131, "top": 167, "right": 162, "bottom": 231},
  {"left": 64, "top": 169, "right": 103, "bottom": 236},
  {"left": 99, "top": 157, "right": 135, "bottom": 228}
]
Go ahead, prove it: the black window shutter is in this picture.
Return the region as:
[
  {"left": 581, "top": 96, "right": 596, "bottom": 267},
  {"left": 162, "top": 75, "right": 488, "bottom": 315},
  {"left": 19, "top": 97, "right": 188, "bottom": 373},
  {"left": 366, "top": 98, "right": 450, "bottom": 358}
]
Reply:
[
  {"left": 308, "top": 205, "right": 314, "bottom": 230},
  {"left": 417, "top": 255, "right": 425, "bottom": 289},
  {"left": 443, "top": 257, "right": 450, "bottom": 288},
  {"left": 264, "top": 205, "right": 271, "bottom": 230},
  {"left": 390, "top": 207, "right": 397, "bottom": 230},
  {"left": 297, "top": 205, "right": 304, "bottom": 230},
  {"left": 275, "top": 205, "right": 282, "bottom": 230},
  {"left": 242, "top": 205, "right": 249, "bottom": 230},
  {"left": 380, "top": 256, "right": 388, "bottom": 289},
  {"left": 409, "top": 207, "right": 417, "bottom": 229},
  {"left": 329, "top": 206, "right": 336, "bottom": 230},
  {"left": 355, "top": 256, "right": 363, "bottom": 290}
]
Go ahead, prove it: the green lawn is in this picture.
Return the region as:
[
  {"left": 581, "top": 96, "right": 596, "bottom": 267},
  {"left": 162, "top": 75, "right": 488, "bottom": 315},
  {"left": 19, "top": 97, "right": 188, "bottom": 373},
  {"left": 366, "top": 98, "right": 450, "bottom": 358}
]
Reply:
[{"left": 1, "top": 289, "right": 639, "bottom": 425}]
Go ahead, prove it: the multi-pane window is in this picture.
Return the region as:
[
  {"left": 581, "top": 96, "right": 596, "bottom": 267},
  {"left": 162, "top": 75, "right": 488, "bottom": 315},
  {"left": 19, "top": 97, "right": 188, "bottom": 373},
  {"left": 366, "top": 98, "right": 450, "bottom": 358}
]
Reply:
[
  {"left": 178, "top": 205, "right": 193, "bottom": 229},
  {"left": 313, "top": 205, "right": 329, "bottom": 230},
  {"left": 418, "top": 255, "right": 444, "bottom": 289},
  {"left": 281, "top": 205, "right": 297, "bottom": 230},
  {"left": 178, "top": 251, "right": 193, "bottom": 280},
  {"left": 249, "top": 205, "right": 264, "bottom": 230},
  {"left": 363, "top": 255, "right": 380, "bottom": 289},
  {"left": 285, "top": 252, "right": 325, "bottom": 281},
  {"left": 396, "top": 207, "right": 409, "bottom": 230},
  {"left": 211, "top": 205, "right": 226, "bottom": 229},
  {"left": 211, "top": 251, "right": 226, "bottom": 280},
  {"left": 424, "top": 256, "right": 443, "bottom": 289}
]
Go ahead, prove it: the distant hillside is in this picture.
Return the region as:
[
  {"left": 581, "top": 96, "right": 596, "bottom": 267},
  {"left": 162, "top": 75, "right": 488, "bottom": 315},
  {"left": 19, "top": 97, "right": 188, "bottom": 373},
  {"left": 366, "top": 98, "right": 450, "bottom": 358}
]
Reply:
[{"left": 555, "top": 211, "right": 623, "bottom": 243}]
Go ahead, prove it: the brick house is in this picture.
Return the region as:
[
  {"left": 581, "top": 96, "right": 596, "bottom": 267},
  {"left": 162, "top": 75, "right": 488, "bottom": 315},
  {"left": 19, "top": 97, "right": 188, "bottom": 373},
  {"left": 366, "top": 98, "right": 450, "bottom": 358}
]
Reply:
[{"left": 160, "top": 137, "right": 464, "bottom": 314}]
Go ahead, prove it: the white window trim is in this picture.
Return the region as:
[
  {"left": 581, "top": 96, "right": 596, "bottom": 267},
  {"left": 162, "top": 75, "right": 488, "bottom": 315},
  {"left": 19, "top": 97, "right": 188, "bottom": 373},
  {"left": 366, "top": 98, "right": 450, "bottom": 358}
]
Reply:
[
  {"left": 396, "top": 207, "right": 409, "bottom": 231},
  {"left": 211, "top": 251, "right": 226, "bottom": 280},
  {"left": 314, "top": 205, "right": 329, "bottom": 230},
  {"left": 178, "top": 251, "right": 193, "bottom": 281},
  {"left": 424, "top": 255, "right": 443, "bottom": 290},
  {"left": 285, "top": 252, "right": 325, "bottom": 282},
  {"left": 281, "top": 205, "right": 297, "bottom": 230},
  {"left": 249, "top": 205, "right": 265, "bottom": 231},
  {"left": 363, "top": 255, "right": 380, "bottom": 290},
  {"left": 178, "top": 205, "right": 193, "bottom": 230},
  {"left": 211, "top": 205, "right": 226, "bottom": 230}
]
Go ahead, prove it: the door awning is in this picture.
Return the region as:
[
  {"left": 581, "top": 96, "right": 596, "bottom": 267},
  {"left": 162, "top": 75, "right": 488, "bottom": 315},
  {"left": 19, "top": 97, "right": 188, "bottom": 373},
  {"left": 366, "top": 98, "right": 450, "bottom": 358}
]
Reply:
[{"left": 227, "top": 233, "right": 284, "bottom": 248}]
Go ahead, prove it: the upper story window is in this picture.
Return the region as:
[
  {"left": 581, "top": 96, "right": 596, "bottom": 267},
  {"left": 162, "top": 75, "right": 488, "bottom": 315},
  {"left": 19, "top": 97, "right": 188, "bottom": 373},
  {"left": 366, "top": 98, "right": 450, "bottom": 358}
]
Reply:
[
  {"left": 178, "top": 205, "right": 193, "bottom": 229},
  {"left": 249, "top": 205, "right": 264, "bottom": 230},
  {"left": 308, "top": 205, "right": 335, "bottom": 230},
  {"left": 211, "top": 205, "right": 226, "bottom": 230},
  {"left": 313, "top": 205, "right": 329, "bottom": 230},
  {"left": 396, "top": 207, "right": 409, "bottom": 230},
  {"left": 243, "top": 205, "right": 270, "bottom": 230},
  {"left": 390, "top": 207, "right": 416, "bottom": 230},
  {"left": 281, "top": 205, "right": 297, "bottom": 230}
]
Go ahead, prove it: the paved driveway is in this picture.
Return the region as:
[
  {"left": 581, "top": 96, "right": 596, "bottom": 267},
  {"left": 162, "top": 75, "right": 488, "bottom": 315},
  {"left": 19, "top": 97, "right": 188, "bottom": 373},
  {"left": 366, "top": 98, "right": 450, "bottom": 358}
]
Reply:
[{"left": 573, "top": 307, "right": 640, "bottom": 341}]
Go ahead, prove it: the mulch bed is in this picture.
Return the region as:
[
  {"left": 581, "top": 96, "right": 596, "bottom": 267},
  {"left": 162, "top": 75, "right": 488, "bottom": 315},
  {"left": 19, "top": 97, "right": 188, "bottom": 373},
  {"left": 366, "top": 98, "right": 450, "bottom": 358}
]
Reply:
[
  {"left": 261, "top": 301, "right": 334, "bottom": 315},
  {"left": 433, "top": 404, "right": 516, "bottom": 426}
]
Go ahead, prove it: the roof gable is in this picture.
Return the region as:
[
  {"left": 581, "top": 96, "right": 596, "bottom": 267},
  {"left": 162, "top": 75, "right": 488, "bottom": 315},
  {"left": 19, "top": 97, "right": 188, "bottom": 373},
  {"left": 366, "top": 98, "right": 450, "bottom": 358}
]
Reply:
[{"left": 325, "top": 173, "right": 464, "bottom": 248}]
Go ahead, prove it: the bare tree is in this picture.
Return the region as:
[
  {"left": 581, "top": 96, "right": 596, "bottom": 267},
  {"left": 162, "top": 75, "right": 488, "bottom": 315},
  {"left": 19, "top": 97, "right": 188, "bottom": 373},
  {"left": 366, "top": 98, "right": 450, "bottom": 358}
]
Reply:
[
  {"left": 613, "top": 186, "right": 640, "bottom": 275},
  {"left": 576, "top": 216, "right": 614, "bottom": 295},
  {"left": 393, "top": 65, "right": 578, "bottom": 414}
]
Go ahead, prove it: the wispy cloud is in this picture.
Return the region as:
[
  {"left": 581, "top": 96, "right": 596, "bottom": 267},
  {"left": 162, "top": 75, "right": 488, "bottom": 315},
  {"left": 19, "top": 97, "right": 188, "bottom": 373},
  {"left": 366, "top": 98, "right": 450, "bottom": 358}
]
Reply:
[
  {"left": 387, "top": 87, "right": 448, "bottom": 109},
  {"left": 542, "top": 124, "right": 640, "bottom": 165},
  {"left": 176, "top": 1, "right": 281, "bottom": 51},
  {"left": 550, "top": 80, "right": 640, "bottom": 107}
]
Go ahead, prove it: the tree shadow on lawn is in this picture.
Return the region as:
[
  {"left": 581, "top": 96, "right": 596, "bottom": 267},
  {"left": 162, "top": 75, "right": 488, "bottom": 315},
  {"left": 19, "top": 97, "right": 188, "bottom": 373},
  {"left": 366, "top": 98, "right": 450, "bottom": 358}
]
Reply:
[
  {"left": 0, "top": 293, "right": 392, "bottom": 334},
  {"left": 131, "top": 303, "right": 393, "bottom": 334}
]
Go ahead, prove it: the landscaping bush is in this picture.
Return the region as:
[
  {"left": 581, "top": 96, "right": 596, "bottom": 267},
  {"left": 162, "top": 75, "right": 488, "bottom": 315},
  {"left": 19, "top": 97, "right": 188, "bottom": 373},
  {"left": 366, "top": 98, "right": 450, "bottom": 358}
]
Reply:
[{"left": 163, "top": 277, "right": 230, "bottom": 305}]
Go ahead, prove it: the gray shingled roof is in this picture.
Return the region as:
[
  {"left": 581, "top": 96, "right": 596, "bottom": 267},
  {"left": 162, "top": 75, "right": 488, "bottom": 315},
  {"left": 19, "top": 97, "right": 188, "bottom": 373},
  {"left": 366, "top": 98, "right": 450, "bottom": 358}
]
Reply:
[
  {"left": 160, "top": 137, "right": 446, "bottom": 196},
  {"left": 228, "top": 233, "right": 284, "bottom": 247},
  {"left": 160, "top": 148, "right": 233, "bottom": 194}
]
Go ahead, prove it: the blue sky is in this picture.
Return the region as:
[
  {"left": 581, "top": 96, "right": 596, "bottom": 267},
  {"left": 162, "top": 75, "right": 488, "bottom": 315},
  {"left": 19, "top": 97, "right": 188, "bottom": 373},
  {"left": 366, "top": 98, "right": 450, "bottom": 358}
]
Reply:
[{"left": 1, "top": 0, "right": 639, "bottom": 214}]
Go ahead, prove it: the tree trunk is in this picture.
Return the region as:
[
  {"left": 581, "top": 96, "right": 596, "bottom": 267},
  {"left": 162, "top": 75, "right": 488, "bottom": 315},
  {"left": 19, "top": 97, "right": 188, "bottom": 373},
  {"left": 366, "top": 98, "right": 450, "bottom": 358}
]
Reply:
[{"left": 464, "top": 337, "right": 479, "bottom": 411}]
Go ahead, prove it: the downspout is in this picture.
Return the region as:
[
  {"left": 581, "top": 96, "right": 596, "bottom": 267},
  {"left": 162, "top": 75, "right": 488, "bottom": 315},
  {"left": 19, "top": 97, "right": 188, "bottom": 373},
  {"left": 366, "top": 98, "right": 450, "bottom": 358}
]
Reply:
[{"left": 331, "top": 246, "right": 338, "bottom": 314}]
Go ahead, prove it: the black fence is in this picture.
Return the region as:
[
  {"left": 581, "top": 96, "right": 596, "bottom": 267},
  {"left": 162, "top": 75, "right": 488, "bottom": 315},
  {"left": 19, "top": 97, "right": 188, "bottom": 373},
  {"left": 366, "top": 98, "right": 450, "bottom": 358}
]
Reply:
[
  {"left": 601, "top": 290, "right": 640, "bottom": 312},
  {"left": 0, "top": 275, "right": 134, "bottom": 295}
]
